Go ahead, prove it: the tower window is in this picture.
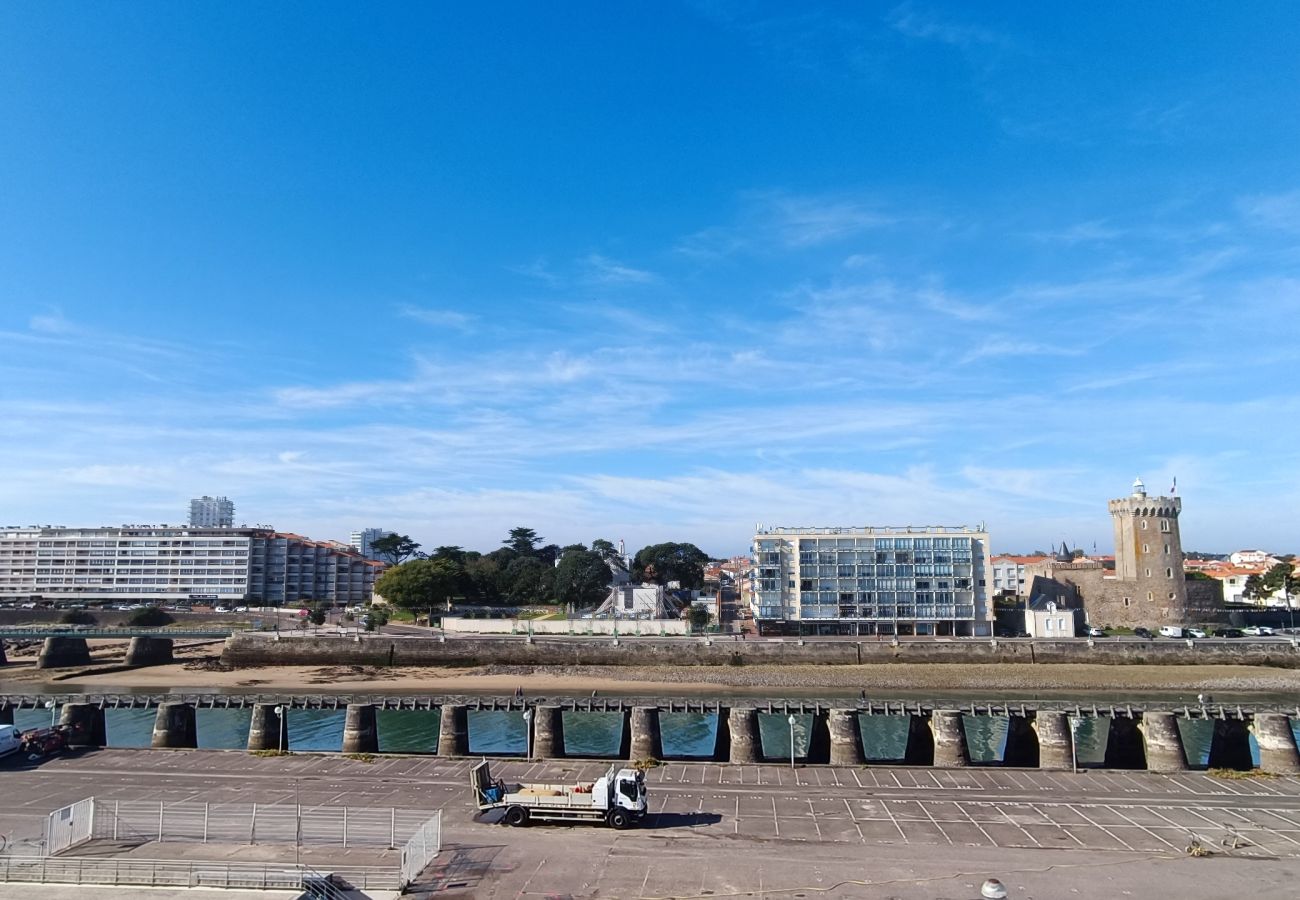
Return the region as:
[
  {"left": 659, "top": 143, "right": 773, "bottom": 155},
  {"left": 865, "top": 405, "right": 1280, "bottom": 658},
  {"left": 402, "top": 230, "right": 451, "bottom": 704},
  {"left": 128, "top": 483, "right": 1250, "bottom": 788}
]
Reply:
[
  {"left": 1141, "top": 521, "right": 1148, "bottom": 530},
  {"left": 1169, "top": 592, "right": 1176, "bottom": 600},
  {"left": 1123, "top": 597, "right": 1131, "bottom": 607},
  {"left": 1164, "top": 544, "right": 1170, "bottom": 555},
  {"left": 1161, "top": 520, "right": 1170, "bottom": 532},
  {"left": 1147, "top": 591, "right": 1153, "bottom": 601},
  {"left": 1142, "top": 544, "right": 1149, "bottom": 554},
  {"left": 1166, "top": 568, "right": 1173, "bottom": 578},
  {"left": 1145, "top": 568, "right": 1151, "bottom": 577}
]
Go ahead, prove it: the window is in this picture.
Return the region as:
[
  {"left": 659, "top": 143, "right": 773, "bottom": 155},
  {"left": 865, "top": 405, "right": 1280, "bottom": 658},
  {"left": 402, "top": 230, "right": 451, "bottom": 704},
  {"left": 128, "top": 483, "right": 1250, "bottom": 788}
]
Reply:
[
  {"left": 1145, "top": 568, "right": 1151, "bottom": 577},
  {"left": 1160, "top": 520, "right": 1170, "bottom": 532},
  {"left": 1147, "top": 591, "right": 1153, "bottom": 601},
  {"left": 1166, "top": 568, "right": 1173, "bottom": 579},
  {"left": 1123, "top": 597, "right": 1131, "bottom": 607},
  {"left": 1141, "top": 520, "right": 1148, "bottom": 530},
  {"left": 1142, "top": 544, "right": 1149, "bottom": 554}
]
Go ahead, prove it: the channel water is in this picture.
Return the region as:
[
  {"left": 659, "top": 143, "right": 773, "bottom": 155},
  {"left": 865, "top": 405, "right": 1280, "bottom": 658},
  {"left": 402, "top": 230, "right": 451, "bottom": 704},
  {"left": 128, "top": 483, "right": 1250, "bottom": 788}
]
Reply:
[{"left": 13, "top": 706, "right": 1294, "bottom": 767}]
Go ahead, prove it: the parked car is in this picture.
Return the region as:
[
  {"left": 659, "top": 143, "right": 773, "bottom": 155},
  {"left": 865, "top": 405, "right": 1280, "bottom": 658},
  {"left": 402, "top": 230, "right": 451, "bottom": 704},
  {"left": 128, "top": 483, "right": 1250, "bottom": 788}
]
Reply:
[
  {"left": 1088, "top": 626, "right": 1106, "bottom": 638},
  {"left": 1187, "top": 628, "right": 1206, "bottom": 639},
  {"left": 1133, "top": 627, "right": 1154, "bottom": 639},
  {"left": 1242, "top": 626, "right": 1275, "bottom": 637},
  {"left": 1213, "top": 627, "right": 1244, "bottom": 638}
]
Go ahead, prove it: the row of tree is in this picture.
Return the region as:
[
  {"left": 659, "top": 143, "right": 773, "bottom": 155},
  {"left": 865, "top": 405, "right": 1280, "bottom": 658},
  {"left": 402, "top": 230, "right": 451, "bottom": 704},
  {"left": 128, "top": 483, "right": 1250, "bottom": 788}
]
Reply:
[
  {"left": 1243, "top": 561, "right": 1299, "bottom": 604},
  {"left": 372, "top": 527, "right": 712, "bottom": 613}
]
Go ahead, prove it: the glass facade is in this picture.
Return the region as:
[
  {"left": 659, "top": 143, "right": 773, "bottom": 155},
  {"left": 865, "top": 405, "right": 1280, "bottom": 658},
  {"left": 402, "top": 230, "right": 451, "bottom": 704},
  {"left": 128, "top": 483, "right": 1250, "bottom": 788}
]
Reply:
[{"left": 751, "top": 527, "right": 991, "bottom": 636}]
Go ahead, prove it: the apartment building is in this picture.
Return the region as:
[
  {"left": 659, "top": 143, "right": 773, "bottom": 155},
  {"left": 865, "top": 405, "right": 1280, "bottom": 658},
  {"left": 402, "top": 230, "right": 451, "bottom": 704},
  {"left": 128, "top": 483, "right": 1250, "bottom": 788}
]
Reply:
[
  {"left": 990, "top": 554, "right": 1048, "bottom": 596},
  {"left": 349, "top": 527, "right": 394, "bottom": 561},
  {"left": 751, "top": 525, "right": 993, "bottom": 636},
  {"left": 188, "top": 496, "right": 235, "bottom": 528},
  {"left": 0, "top": 525, "right": 380, "bottom": 605}
]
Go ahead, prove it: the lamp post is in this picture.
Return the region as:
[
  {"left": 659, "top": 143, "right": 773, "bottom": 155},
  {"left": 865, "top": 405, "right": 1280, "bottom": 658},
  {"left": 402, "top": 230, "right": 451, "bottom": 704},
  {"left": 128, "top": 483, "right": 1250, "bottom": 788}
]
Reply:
[
  {"left": 44, "top": 700, "right": 56, "bottom": 728},
  {"left": 1069, "top": 716, "right": 1079, "bottom": 775},
  {"left": 273, "top": 705, "right": 285, "bottom": 754},
  {"left": 523, "top": 709, "right": 533, "bottom": 761},
  {"left": 787, "top": 714, "right": 797, "bottom": 770}
]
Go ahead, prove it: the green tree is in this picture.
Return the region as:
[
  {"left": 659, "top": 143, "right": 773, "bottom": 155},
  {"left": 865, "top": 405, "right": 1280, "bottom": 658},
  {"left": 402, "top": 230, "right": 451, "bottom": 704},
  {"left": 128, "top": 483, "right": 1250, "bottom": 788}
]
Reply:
[
  {"left": 1245, "top": 563, "right": 1300, "bottom": 603},
  {"left": 633, "top": 542, "right": 711, "bottom": 589},
  {"left": 369, "top": 534, "right": 423, "bottom": 566},
  {"left": 126, "top": 607, "right": 175, "bottom": 627},
  {"left": 308, "top": 603, "right": 328, "bottom": 626},
  {"left": 553, "top": 548, "right": 614, "bottom": 607},
  {"left": 464, "top": 555, "right": 504, "bottom": 604},
  {"left": 503, "top": 556, "right": 553, "bottom": 604},
  {"left": 503, "top": 527, "right": 543, "bottom": 556},
  {"left": 60, "top": 609, "right": 97, "bottom": 625},
  {"left": 431, "top": 545, "right": 467, "bottom": 563},
  {"left": 591, "top": 538, "right": 617, "bottom": 559},
  {"left": 687, "top": 606, "right": 711, "bottom": 631},
  {"left": 374, "top": 558, "right": 462, "bottom": 610}
]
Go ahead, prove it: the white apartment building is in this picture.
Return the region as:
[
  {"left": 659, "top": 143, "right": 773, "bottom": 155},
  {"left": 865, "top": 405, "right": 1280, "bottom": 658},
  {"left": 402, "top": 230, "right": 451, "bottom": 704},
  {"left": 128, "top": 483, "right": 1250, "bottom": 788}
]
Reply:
[
  {"left": 189, "top": 496, "right": 235, "bottom": 528},
  {"left": 751, "top": 525, "right": 993, "bottom": 636},
  {"left": 350, "top": 527, "right": 394, "bottom": 560},
  {"left": 0, "top": 525, "right": 381, "bottom": 605},
  {"left": 990, "top": 554, "right": 1047, "bottom": 596}
]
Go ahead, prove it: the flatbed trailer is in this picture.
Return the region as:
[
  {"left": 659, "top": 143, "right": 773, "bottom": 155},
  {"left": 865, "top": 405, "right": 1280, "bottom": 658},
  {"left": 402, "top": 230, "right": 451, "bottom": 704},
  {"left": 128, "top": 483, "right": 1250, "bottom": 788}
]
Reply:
[{"left": 470, "top": 759, "right": 648, "bottom": 828}]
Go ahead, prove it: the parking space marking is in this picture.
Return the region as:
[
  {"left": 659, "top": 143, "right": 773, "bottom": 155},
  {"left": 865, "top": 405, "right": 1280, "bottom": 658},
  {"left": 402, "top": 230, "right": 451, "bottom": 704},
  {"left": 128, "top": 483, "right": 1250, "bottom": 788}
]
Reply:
[
  {"left": 1109, "top": 806, "right": 1181, "bottom": 851},
  {"left": 1068, "top": 804, "right": 1136, "bottom": 851},
  {"left": 841, "top": 798, "right": 866, "bottom": 843}
]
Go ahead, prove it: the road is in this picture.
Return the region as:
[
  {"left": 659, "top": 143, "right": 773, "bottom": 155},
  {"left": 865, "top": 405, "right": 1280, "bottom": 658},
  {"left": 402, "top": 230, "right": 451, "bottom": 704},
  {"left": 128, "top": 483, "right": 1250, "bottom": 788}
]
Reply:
[{"left": 3, "top": 749, "right": 1300, "bottom": 897}]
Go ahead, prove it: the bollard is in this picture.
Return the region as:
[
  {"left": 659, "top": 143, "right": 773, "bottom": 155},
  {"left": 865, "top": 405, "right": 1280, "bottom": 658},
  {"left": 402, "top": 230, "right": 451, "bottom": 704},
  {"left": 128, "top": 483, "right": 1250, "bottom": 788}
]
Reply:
[
  {"left": 827, "top": 709, "right": 865, "bottom": 766},
  {"left": 727, "top": 708, "right": 761, "bottom": 764},
  {"left": 1002, "top": 714, "right": 1040, "bottom": 768},
  {"left": 531, "top": 705, "right": 564, "bottom": 759},
  {"left": 59, "top": 703, "right": 106, "bottom": 747},
  {"left": 1103, "top": 716, "right": 1148, "bottom": 770},
  {"left": 37, "top": 637, "right": 92, "bottom": 669},
  {"left": 628, "top": 707, "right": 663, "bottom": 761},
  {"left": 1253, "top": 714, "right": 1300, "bottom": 775},
  {"left": 437, "top": 704, "right": 469, "bottom": 757},
  {"left": 930, "top": 710, "right": 970, "bottom": 768},
  {"left": 125, "top": 637, "right": 175, "bottom": 667},
  {"left": 151, "top": 702, "right": 197, "bottom": 749},
  {"left": 1207, "top": 718, "right": 1252, "bottom": 771},
  {"left": 902, "top": 714, "right": 935, "bottom": 766},
  {"left": 1139, "top": 711, "right": 1189, "bottom": 772},
  {"left": 341, "top": 703, "right": 379, "bottom": 754},
  {"left": 247, "top": 703, "right": 288, "bottom": 752},
  {"left": 1034, "top": 711, "right": 1074, "bottom": 771}
]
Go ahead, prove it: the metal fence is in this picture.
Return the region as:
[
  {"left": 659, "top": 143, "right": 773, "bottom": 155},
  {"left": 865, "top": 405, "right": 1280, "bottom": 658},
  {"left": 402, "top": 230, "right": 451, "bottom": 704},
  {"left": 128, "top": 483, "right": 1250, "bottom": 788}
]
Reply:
[
  {"left": 91, "top": 799, "right": 433, "bottom": 849},
  {"left": 0, "top": 856, "right": 402, "bottom": 890},
  {"left": 45, "top": 799, "right": 93, "bottom": 856},
  {"left": 399, "top": 811, "right": 442, "bottom": 887}
]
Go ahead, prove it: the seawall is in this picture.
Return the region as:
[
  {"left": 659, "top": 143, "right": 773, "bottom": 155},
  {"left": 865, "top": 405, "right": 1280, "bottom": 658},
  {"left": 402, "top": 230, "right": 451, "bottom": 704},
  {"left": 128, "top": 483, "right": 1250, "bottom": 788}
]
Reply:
[{"left": 221, "top": 634, "right": 1300, "bottom": 669}]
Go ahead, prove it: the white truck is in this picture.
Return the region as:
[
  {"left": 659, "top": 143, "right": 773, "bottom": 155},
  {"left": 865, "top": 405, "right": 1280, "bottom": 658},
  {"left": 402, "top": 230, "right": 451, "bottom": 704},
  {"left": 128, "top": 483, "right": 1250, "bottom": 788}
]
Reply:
[
  {"left": 470, "top": 759, "right": 648, "bottom": 829},
  {"left": 0, "top": 725, "right": 22, "bottom": 759}
]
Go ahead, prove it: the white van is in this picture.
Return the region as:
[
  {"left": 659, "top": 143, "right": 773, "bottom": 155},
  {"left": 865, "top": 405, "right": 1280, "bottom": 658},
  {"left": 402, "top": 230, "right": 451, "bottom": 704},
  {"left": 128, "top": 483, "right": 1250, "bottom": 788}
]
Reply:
[
  {"left": 1159, "top": 625, "right": 1185, "bottom": 638},
  {"left": 0, "top": 725, "right": 22, "bottom": 759}
]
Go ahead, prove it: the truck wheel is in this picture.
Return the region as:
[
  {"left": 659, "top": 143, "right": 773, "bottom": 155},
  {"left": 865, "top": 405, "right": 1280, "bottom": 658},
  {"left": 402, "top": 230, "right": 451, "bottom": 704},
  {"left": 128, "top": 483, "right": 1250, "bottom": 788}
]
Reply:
[
  {"left": 504, "top": 806, "right": 529, "bottom": 827},
  {"left": 608, "top": 809, "right": 630, "bottom": 829}
]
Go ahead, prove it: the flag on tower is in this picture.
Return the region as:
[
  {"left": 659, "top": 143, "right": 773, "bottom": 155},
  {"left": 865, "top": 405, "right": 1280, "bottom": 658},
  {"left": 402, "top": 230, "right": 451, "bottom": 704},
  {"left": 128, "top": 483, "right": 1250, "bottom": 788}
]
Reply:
[{"left": 1170, "top": 476, "right": 1177, "bottom": 495}]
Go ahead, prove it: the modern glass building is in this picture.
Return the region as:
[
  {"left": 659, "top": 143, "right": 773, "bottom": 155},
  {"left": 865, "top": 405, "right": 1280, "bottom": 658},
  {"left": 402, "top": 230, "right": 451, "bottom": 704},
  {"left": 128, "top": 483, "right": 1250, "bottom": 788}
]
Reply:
[{"left": 751, "top": 525, "right": 992, "bottom": 636}]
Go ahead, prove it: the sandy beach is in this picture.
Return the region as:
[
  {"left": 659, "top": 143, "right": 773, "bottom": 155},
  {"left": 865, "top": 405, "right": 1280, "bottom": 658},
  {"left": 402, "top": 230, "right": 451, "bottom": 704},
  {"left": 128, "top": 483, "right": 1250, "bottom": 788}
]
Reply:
[{"left": 4, "top": 645, "right": 1300, "bottom": 698}]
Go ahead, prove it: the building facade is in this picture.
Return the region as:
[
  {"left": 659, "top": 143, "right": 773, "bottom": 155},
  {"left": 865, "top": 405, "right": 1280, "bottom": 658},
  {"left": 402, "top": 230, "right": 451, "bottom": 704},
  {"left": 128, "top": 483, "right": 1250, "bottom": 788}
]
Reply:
[
  {"left": 349, "top": 527, "right": 394, "bottom": 561},
  {"left": 990, "top": 554, "right": 1047, "bottom": 596},
  {"left": 0, "top": 525, "right": 380, "bottom": 605},
  {"left": 751, "top": 525, "right": 993, "bottom": 636},
  {"left": 188, "top": 496, "right": 235, "bottom": 528}
]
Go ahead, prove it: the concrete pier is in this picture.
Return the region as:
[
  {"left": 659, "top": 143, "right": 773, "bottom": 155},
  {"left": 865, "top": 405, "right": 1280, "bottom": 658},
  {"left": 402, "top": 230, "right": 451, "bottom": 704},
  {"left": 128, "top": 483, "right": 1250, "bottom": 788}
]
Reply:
[
  {"left": 1002, "top": 714, "right": 1040, "bottom": 768},
  {"left": 827, "top": 709, "right": 865, "bottom": 766},
  {"left": 37, "top": 636, "right": 92, "bottom": 669},
  {"left": 712, "top": 707, "right": 732, "bottom": 762},
  {"left": 628, "top": 706, "right": 663, "bottom": 761},
  {"left": 1103, "top": 716, "right": 1147, "bottom": 770},
  {"left": 1253, "top": 713, "right": 1300, "bottom": 774},
  {"left": 530, "top": 705, "right": 564, "bottom": 759},
  {"left": 151, "top": 702, "right": 197, "bottom": 749},
  {"left": 1034, "top": 711, "right": 1074, "bottom": 770},
  {"left": 1140, "top": 711, "right": 1190, "bottom": 772},
  {"left": 805, "top": 711, "right": 831, "bottom": 764},
  {"left": 437, "top": 704, "right": 469, "bottom": 757},
  {"left": 931, "top": 710, "right": 970, "bottom": 768},
  {"left": 246, "top": 703, "right": 289, "bottom": 752},
  {"left": 59, "top": 703, "right": 106, "bottom": 747},
  {"left": 125, "top": 636, "right": 174, "bottom": 667},
  {"left": 727, "top": 707, "right": 761, "bottom": 764},
  {"left": 902, "top": 714, "right": 935, "bottom": 765},
  {"left": 341, "top": 703, "right": 379, "bottom": 754},
  {"left": 1207, "top": 718, "right": 1252, "bottom": 771}
]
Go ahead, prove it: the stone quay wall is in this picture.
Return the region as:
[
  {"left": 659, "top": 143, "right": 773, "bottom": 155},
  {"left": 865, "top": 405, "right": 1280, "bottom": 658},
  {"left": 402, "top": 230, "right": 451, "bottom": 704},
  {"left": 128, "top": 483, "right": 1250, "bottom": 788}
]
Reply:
[{"left": 221, "top": 634, "right": 1300, "bottom": 669}]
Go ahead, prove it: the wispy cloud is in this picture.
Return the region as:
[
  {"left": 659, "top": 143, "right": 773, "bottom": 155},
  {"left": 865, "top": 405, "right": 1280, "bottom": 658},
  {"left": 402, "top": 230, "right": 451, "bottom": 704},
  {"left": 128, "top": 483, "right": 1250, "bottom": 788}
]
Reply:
[
  {"left": 582, "top": 253, "right": 658, "bottom": 285},
  {"left": 887, "top": 2, "right": 1009, "bottom": 50},
  {"left": 676, "top": 190, "right": 894, "bottom": 259},
  {"left": 398, "top": 305, "right": 478, "bottom": 331},
  {"left": 1239, "top": 189, "right": 1300, "bottom": 234},
  {"left": 959, "top": 339, "right": 1081, "bottom": 365}
]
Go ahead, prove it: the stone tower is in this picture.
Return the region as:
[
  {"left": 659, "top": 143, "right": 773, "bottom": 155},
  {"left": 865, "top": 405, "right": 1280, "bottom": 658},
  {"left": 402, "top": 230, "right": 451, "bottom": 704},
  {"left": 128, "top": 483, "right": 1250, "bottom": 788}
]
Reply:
[{"left": 1108, "top": 477, "right": 1186, "bottom": 615}]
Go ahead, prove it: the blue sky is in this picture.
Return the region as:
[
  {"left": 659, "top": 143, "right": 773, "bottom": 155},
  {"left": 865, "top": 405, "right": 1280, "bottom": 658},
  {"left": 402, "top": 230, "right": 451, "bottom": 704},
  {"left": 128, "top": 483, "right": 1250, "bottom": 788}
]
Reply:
[{"left": 2, "top": 2, "right": 1298, "bottom": 556}]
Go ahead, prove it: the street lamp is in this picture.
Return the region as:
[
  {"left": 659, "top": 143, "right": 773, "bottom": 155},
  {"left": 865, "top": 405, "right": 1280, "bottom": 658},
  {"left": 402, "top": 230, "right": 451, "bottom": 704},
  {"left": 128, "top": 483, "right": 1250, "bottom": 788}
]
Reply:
[
  {"left": 44, "top": 700, "right": 56, "bottom": 728},
  {"left": 787, "top": 714, "right": 797, "bottom": 770},
  {"left": 273, "top": 705, "right": 286, "bottom": 754},
  {"left": 522, "top": 709, "right": 534, "bottom": 761},
  {"left": 1069, "top": 716, "right": 1079, "bottom": 775}
]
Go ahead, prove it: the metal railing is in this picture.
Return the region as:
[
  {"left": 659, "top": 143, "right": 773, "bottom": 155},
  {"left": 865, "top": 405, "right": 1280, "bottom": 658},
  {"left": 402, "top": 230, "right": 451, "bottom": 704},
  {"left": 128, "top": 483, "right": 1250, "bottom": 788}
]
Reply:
[
  {"left": 399, "top": 811, "right": 442, "bottom": 887},
  {"left": 0, "top": 855, "right": 401, "bottom": 890}
]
